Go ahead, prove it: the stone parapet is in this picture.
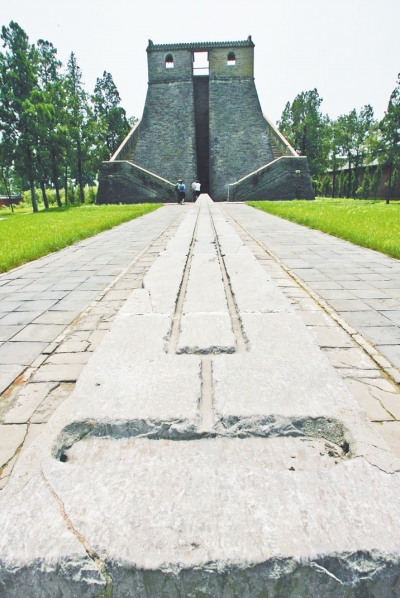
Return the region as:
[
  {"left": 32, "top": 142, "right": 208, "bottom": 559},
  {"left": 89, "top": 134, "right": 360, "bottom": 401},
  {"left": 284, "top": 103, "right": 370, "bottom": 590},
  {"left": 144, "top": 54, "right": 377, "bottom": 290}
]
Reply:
[
  {"left": 110, "top": 119, "right": 141, "bottom": 162},
  {"left": 228, "top": 156, "right": 315, "bottom": 201},
  {"left": 96, "top": 161, "right": 176, "bottom": 204}
]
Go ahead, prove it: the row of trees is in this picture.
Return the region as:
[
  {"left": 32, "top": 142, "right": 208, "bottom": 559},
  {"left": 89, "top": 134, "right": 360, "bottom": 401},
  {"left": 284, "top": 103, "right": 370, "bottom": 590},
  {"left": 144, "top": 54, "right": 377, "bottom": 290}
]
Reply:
[
  {"left": 0, "top": 21, "right": 133, "bottom": 211},
  {"left": 278, "top": 74, "right": 400, "bottom": 201}
]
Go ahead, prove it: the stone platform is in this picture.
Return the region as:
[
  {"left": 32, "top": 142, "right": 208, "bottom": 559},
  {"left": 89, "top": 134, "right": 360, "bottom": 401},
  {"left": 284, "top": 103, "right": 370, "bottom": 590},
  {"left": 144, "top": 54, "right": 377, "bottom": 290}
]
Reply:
[{"left": 1, "top": 197, "right": 400, "bottom": 597}]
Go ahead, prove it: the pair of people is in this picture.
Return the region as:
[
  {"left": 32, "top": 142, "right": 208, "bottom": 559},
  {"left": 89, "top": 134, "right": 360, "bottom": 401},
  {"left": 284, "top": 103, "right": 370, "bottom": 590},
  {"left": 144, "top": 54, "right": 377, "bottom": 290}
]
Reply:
[{"left": 176, "top": 179, "right": 201, "bottom": 204}]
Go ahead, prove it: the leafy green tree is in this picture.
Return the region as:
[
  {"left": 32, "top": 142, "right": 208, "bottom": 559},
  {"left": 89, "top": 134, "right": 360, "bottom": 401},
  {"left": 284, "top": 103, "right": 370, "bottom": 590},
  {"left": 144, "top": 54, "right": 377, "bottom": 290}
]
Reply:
[
  {"left": 65, "top": 52, "right": 89, "bottom": 203},
  {"left": 0, "top": 21, "right": 39, "bottom": 211},
  {"left": 36, "top": 39, "right": 68, "bottom": 207},
  {"left": 371, "top": 163, "right": 382, "bottom": 199},
  {"left": 335, "top": 105, "right": 374, "bottom": 198},
  {"left": 325, "top": 118, "right": 346, "bottom": 197},
  {"left": 278, "top": 89, "right": 328, "bottom": 177},
  {"left": 356, "top": 166, "right": 371, "bottom": 199},
  {"left": 378, "top": 74, "right": 400, "bottom": 203},
  {"left": 92, "top": 71, "right": 130, "bottom": 160}
]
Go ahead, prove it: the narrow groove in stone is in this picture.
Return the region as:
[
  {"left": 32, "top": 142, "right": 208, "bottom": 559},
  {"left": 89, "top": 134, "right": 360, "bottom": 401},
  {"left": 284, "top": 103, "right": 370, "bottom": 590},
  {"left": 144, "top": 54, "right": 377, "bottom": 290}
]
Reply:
[
  {"left": 168, "top": 208, "right": 201, "bottom": 354},
  {"left": 208, "top": 203, "right": 247, "bottom": 353}
]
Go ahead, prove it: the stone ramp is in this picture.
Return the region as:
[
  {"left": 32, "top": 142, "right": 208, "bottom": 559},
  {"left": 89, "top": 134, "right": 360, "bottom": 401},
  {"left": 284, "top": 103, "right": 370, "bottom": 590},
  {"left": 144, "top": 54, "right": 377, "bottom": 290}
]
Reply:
[{"left": 1, "top": 196, "right": 400, "bottom": 597}]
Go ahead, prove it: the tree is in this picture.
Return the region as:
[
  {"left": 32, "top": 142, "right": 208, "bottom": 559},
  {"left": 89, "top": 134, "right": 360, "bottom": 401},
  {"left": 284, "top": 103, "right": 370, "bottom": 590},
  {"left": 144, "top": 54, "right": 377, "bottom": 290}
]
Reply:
[
  {"left": 92, "top": 71, "right": 131, "bottom": 160},
  {"left": 36, "top": 39, "right": 68, "bottom": 207},
  {"left": 378, "top": 74, "right": 400, "bottom": 203},
  {"left": 65, "top": 52, "right": 88, "bottom": 203},
  {"left": 335, "top": 105, "right": 375, "bottom": 198},
  {"left": 0, "top": 21, "right": 39, "bottom": 212},
  {"left": 278, "top": 89, "right": 328, "bottom": 177}
]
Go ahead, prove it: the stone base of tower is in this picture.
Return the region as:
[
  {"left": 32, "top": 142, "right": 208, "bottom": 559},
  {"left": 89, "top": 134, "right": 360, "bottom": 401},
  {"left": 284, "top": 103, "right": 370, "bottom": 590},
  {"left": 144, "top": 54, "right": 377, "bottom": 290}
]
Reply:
[
  {"left": 97, "top": 161, "right": 176, "bottom": 204},
  {"left": 228, "top": 156, "right": 315, "bottom": 201}
]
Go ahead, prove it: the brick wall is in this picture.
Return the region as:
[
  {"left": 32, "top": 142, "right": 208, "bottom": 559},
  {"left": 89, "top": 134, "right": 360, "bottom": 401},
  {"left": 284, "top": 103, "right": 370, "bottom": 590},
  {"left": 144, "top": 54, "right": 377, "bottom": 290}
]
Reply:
[
  {"left": 209, "top": 46, "right": 254, "bottom": 78},
  {"left": 97, "top": 161, "right": 176, "bottom": 204},
  {"left": 209, "top": 78, "right": 275, "bottom": 200},
  {"left": 228, "top": 157, "right": 315, "bottom": 201},
  {"left": 133, "top": 79, "right": 197, "bottom": 189}
]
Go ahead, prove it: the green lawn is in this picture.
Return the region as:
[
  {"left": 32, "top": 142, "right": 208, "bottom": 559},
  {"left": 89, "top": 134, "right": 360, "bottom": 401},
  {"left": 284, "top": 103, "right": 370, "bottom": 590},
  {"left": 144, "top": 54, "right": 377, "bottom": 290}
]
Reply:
[
  {"left": 0, "top": 203, "right": 162, "bottom": 273},
  {"left": 247, "top": 198, "right": 400, "bottom": 260}
]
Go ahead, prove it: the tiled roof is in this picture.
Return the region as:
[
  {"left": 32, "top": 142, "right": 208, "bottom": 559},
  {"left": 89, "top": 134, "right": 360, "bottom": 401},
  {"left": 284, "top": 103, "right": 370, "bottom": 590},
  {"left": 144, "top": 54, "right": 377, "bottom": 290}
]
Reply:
[{"left": 147, "top": 37, "right": 254, "bottom": 52}]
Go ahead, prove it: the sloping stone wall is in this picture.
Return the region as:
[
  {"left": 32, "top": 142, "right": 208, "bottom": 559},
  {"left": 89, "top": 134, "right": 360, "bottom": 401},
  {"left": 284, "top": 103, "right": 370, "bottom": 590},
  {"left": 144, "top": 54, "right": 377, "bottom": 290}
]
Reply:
[
  {"left": 228, "top": 156, "right": 315, "bottom": 201},
  {"left": 209, "top": 78, "right": 275, "bottom": 200},
  {"left": 133, "top": 81, "right": 197, "bottom": 189},
  {"left": 97, "top": 161, "right": 176, "bottom": 204}
]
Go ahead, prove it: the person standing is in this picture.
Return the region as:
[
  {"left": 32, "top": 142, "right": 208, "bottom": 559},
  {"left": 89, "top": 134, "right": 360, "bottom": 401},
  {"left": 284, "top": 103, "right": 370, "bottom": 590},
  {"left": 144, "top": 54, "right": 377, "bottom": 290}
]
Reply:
[
  {"left": 191, "top": 180, "right": 197, "bottom": 202},
  {"left": 176, "top": 179, "right": 185, "bottom": 204},
  {"left": 194, "top": 180, "right": 201, "bottom": 200}
]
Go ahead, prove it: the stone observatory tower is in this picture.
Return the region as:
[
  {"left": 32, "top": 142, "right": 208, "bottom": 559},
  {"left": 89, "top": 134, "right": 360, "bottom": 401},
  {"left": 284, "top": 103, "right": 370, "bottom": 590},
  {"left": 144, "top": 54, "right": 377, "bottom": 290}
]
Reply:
[{"left": 97, "top": 37, "right": 314, "bottom": 203}]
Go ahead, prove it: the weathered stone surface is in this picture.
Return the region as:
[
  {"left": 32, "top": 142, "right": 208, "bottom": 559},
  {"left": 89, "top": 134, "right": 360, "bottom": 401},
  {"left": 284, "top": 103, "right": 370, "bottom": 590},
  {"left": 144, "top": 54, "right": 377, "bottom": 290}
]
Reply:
[
  {"left": 2, "top": 382, "right": 58, "bottom": 424},
  {"left": 0, "top": 424, "right": 26, "bottom": 468},
  {"left": 178, "top": 313, "right": 235, "bottom": 354},
  {"left": 1, "top": 197, "right": 400, "bottom": 597},
  {"left": 0, "top": 474, "right": 106, "bottom": 597},
  {"left": 0, "top": 364, "right": 25, "bottom": 395}
]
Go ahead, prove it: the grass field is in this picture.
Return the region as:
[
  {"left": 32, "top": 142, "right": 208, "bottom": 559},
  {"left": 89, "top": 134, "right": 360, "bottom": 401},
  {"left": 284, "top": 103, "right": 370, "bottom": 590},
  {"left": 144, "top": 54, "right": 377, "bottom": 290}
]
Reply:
[
  {"left": 247, "top": 198, "right": 400, "bottom": 260},
  {"left": 0, "top": 203, "right": 162, "bottom": 273}
]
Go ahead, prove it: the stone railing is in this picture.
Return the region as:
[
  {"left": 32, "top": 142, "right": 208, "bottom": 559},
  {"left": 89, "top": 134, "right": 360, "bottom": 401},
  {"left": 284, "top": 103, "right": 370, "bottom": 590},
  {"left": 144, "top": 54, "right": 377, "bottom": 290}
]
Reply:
[
  {"left": 263, "top": 114, "right": 298, "bottom": 158},
  {"left": 110, "top": 119, "right": 141, "bottom": 162},
  {"left": 97, "top": 160, "right": 176, "bottom": 204},
  {"left": 228, "top": 155, "right": 314, "bottom": 201}
]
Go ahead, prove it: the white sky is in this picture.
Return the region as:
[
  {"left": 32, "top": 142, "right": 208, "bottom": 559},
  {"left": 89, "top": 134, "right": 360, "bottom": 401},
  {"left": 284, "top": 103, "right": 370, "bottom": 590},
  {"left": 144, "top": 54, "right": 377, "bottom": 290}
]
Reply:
[{"left": 1, "top": 0, "right": 399, "bottom": 124}]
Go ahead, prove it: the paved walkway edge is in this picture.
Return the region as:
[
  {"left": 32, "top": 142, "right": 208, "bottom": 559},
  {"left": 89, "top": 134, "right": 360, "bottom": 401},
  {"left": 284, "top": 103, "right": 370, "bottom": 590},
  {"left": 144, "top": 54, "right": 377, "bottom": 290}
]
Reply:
[{"left": 223, "top": 206, "right": 400, "bottom": 389}]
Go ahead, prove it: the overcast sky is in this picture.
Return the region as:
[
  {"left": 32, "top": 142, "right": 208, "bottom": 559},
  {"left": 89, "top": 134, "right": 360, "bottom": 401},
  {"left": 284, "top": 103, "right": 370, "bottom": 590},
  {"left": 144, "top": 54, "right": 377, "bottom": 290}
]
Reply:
[{"left": 2, "top": 0, "right": 399, "bottom": 125}]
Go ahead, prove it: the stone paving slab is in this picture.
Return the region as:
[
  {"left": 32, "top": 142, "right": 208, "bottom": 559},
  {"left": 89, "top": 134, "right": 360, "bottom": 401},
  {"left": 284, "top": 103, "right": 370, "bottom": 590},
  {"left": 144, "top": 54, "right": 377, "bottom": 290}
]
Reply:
[
  {"left": 1, "top": 197, "right": 400, "bottom": 595},
  {"left": 0, "top": 205, "right": 182, "bottom": 395},
  {"left": 224, "top": 203, "right": 400, "bottom": 383}
]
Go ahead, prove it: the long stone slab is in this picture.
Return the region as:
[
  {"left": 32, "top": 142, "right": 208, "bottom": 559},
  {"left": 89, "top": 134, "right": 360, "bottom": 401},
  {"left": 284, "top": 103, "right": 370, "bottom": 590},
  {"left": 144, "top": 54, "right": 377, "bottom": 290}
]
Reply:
[{"left": 1, "top": 196, "right": 400, "bottom": 597}]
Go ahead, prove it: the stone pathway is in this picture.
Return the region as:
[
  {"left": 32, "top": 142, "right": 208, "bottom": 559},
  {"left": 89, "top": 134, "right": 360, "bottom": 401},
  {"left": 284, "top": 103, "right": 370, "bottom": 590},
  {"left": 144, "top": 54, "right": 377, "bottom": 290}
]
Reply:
[
  {"left": 0, "top": 205, "right": 187, "bottom": 487},
  {"left": 0, "top": 196, "right": 400, "bottom": 596},
  {"left": 224, "top": 203, "right": 400, "bottom": 454},
  {"left": 0, "top": 205, "right": 182, "bottom": 396}
]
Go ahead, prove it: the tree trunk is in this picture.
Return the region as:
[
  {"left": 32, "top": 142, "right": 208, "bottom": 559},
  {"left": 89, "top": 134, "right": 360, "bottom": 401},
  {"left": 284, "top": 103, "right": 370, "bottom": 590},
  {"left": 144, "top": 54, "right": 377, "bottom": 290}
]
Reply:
[
  {"left": 347, "top": 156, "right": 352, "bottom": 198},
  {"left": 51, "top": 153, "right": 62, "bottom": 207},
  {"left": 64, "top": 164, "right": 68, "bottom": 205},
  {"left": 40, "top": 180, "right": 49, "bottom": 209},
  {"left": 386, "top": 163, "right": 393, "bottom": 204},
  {"left": 332, "top": 158, "right": 336, "bottom": 198},
  {"left": 1, "top": 171, "right": 14, "bottom": 212},
  {"left": 30, "top": 175, "right": 38, "bottom": 213},
  {"left": 77, "top": 140, "right": 85, "bottom": 203}
]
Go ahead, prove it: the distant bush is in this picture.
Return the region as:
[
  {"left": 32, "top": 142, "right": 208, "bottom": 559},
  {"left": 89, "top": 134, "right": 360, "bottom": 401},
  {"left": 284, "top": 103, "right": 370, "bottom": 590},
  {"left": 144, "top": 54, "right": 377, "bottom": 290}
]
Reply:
[{"left": 22, "top": 186, "right": 98, "bottom": 206}]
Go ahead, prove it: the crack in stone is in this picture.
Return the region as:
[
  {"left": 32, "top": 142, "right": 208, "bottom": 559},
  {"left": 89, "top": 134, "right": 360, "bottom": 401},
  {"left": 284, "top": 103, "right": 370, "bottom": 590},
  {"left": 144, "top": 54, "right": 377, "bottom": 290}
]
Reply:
[
  {"left": 309, "top": 562, "right": 344, "bottom": 584},
  {"left": 0, "top": 421, "right": 31, "bottom": 483},
  {"left": 40, "top": 468, "right": 113, "bottom": 597}
]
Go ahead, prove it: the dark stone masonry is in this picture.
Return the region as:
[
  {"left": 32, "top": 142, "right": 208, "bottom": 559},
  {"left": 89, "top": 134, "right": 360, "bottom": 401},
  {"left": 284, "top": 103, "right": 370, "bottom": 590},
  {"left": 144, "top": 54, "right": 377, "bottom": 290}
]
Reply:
[{"left": 97, "top": 38, "right": 314, "bottom": 203}]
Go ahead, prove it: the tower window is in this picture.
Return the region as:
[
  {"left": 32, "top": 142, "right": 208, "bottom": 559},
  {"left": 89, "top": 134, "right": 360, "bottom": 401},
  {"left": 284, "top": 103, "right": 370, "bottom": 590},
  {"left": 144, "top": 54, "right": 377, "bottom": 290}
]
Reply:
[
  {"left": 165, "top": 54, "right": 174, "bottom": 69},
  {"left": 227, "top": 52, "right": 236, "bottom": 66}
]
